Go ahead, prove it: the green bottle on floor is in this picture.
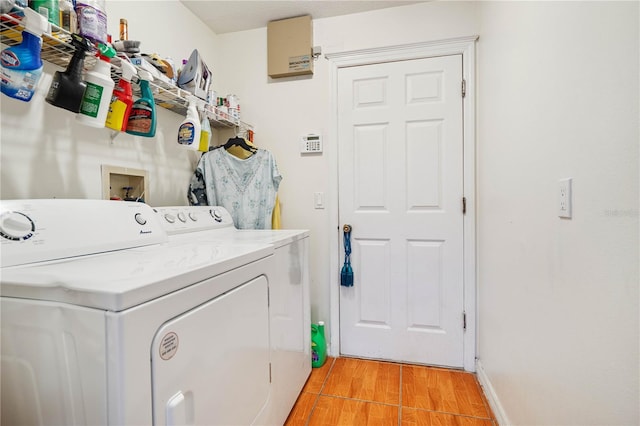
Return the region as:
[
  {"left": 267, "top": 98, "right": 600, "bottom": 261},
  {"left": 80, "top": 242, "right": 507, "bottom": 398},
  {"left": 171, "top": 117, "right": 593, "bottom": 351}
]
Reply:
[{"left": 311, "top": 321, "right": 327, "bottom": 368}]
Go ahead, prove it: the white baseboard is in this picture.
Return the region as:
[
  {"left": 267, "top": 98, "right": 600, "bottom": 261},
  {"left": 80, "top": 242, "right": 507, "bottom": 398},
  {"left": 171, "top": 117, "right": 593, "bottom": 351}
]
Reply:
[{"left": 476, "top": 360, "right": 510, "bottom": 426}]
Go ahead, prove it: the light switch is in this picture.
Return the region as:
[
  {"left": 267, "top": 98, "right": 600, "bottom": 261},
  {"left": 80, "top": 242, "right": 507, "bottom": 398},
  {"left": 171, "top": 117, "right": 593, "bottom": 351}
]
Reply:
[{"left": 314, "top": 192, "right": 324, "bottom": 209}]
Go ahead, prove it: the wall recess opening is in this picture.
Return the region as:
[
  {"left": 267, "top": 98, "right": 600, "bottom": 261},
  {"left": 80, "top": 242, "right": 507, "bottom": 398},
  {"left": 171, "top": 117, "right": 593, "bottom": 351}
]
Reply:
[{"left": 101, "top": 165, "right": 149, "bottom": 202}]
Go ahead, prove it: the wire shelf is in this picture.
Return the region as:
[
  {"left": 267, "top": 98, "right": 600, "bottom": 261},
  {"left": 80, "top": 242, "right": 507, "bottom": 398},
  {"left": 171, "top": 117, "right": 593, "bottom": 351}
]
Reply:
[{"left": 1, "top": 9, "right": 241, "bottom": 129}]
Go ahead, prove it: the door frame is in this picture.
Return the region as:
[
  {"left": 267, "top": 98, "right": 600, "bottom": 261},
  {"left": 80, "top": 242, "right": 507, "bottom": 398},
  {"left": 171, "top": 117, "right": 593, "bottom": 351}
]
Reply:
[{"left": 326, "top": 35, "right": 478, "bottom": 372}]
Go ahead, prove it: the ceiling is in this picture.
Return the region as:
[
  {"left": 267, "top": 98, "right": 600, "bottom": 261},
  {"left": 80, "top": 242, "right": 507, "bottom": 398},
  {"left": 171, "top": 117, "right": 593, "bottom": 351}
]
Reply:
[{"left": 180, "top": 0, "right": 425, "bottom": 34}]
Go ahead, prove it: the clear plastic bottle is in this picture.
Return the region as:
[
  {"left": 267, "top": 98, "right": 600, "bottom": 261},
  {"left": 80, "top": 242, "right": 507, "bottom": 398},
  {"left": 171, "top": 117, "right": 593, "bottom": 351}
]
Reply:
[
  {"left": 198, "top": 107, "right": 211, "bottom": 152},
  {"left": 58, "top": 0, "right": 77, "bottom": 33},
  {"left": 75, "top": 0, "right": 107, "bottom": 43}
]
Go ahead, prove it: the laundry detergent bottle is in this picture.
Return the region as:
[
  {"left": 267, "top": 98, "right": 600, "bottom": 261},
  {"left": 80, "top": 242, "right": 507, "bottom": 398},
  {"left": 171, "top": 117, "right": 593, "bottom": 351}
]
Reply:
[
  {"left": 77, "top": 43, "right": 115, "bottom": 127},
  {"left": 45, "top": 33, "right": 93, "bottom": 112},
  {"left": 105, "top": 59, "right": 136, "bottom": 131},
  {"left": 311, "top": 321, "right": 327, "bottom": 368},
  {"left": 126, "top": 70, "right": 156, "bottom": 137},
  {"left": 1, "top": 7, "right": 48, "bottom": 102},
  {"left": 177, "top": 95, "right": 200, "bottom": 150}
]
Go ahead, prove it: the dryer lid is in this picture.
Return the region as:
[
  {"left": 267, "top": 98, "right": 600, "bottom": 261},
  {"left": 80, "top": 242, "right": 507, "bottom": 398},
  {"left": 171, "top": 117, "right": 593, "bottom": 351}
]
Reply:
[{"left": 1, "top": 240, "right": 272, "bottom": 311}]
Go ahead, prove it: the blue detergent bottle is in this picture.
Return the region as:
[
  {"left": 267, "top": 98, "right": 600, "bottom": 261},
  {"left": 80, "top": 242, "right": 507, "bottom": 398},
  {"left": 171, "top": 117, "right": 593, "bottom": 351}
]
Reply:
[{"left": 1, "top": 7, "right": 49, "bottom": 102}]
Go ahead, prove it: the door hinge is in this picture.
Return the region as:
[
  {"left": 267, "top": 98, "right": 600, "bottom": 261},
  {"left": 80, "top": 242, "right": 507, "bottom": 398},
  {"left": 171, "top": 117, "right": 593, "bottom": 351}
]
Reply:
[
  {"left": 462, "top": 197, "right": 467, "bottom": 214},
  {"left": 463, "top": 311, "right": 467, "bottom": 331},
  {"left": 461, "top": 79, "right": 466, "bottom": 98}
]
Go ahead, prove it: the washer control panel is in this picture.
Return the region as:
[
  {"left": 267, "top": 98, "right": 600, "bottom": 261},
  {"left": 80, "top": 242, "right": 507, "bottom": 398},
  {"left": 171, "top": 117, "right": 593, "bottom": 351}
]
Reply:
[
  {"left": 0, "top": 199, "right": 167, "bottom": 267},
  {"left": 153, "top": 206, "right": 234, "bottom": 235}
]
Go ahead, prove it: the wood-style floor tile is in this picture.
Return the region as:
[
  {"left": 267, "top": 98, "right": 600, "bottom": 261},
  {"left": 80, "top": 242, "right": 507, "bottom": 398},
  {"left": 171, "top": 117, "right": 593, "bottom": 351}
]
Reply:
[
  {"left": 402, "top": 366, "right": 488, "bottom": 418},
  {"left": 284, "top": 392, "right": 318, "bottom": 426},
  {"left": 303, "top": 357, "right": 335, "bottom": 394},
  {"left": 309, "top": 395, "right": 399, "bottom": 426},
  {"left": 322, "top": 357, "right": 400, "bottom": 405},
  {"left": 401, "top": 408, "right": 494, "bottom": 426}
]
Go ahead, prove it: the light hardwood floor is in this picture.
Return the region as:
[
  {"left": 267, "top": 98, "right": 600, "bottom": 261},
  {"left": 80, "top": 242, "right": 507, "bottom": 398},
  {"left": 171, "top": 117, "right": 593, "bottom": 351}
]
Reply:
[{"left": 285, "top": 357, "right": 497, "bottom": 426}]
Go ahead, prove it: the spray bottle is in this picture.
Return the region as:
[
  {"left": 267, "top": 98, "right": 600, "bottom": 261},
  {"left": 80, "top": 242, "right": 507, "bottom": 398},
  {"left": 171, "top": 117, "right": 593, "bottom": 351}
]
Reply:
[
  {"left": 77, "top": 43, "right": 115, "bottom": 127},
  {"left": 198, "top": 102, "right": 212, "bottom": 152},
  {"left": 177, "top": 95, "right": 200, "bottom": 150},
  {"left": 126, "top": 70, "right": 156, "bottom": 137},
  {"left": 1, "top": 7, "right": 48, "bottom": 102},
  {"left": 45, "top": 33, "right": 93, "bottom": 113},
  {"left": 105, "top": 58, "right": 136, "bottom": 132}
]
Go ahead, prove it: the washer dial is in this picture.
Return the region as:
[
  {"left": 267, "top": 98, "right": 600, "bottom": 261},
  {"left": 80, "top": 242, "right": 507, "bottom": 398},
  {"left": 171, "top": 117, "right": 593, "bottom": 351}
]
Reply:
[
  {"left": 210, "top": 209, "right": 222, "bottom": 222},
  {"left": 0, "top": 211, "right": 36, "bottom": 241}
]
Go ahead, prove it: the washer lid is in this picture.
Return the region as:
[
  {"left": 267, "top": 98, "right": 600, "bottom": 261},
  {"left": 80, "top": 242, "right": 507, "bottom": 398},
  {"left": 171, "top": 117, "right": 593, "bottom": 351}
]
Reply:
[
  {"left": 0, "top": 241, "right": 272, "bottom": 311},
  {"left": 168, "top": 227, "right": 309, "bottom": 248},
  {"left": 223, "top": 229, "right": 309, "bottom": 248}
]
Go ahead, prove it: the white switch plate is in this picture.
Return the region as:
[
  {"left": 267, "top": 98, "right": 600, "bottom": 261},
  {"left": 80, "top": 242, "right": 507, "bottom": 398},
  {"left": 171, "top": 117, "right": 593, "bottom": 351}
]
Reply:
[
  {"left": 314, "top": 192, "right": 324, "bottom": 209},
  {"left": 558, "top": 178, "right": 572, "bottom": 218}
]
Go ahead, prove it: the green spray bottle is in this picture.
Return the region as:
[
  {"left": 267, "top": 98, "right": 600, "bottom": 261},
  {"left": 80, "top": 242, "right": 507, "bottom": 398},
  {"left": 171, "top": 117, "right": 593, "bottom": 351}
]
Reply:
[
  {"left": 311, "top": 321, "right": 327, "bottom": 368},
  {"left": 126, "top": 70, "right": 156, "bottom": 137}
]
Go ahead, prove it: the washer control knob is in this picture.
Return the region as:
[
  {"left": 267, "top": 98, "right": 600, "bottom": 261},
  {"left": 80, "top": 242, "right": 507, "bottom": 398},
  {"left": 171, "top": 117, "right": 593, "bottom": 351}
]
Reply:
[
  {"left": 134, "top": 213, "right": 147, "bottom": 225},
  {"left": 177, "top": 212, "right": 187, "bottom": 223},
  {"left": 188, "top": 212, "right": 198, "bottom": 222},
  {"left": 210, "top": 209, "right": 222, "bottom": 222},
  {"left": 164, "top": 213, "right": 176, "bottom": 224},
  {"left": 0, "top": 211, "right": 35, "bottom": 241}
]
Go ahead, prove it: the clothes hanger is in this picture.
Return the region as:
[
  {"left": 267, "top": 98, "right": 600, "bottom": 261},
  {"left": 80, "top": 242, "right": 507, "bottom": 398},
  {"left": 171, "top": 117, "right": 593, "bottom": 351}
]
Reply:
[{"left": 223, "top": 135, "right": 257, "bottom": 153}]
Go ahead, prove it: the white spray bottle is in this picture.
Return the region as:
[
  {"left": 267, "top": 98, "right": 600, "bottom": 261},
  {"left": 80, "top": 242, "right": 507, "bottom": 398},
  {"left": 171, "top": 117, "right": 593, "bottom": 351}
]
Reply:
[
  {"left": 177, "top": 95, "right": 201, "bottom": 150},
  {"left": 77, "top": 43, "right": 116, "bottom": 127}
]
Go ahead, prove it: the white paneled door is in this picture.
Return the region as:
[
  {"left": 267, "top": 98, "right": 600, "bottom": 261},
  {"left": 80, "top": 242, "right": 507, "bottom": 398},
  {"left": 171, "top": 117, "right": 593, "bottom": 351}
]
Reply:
[{"left": 338, "top": 54, "right": 464, "bottom": 367}]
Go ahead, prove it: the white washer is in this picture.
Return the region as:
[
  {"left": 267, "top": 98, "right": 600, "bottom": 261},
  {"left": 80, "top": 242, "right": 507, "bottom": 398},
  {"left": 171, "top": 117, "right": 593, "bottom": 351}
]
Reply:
[
  {"left": 0, "top": 199, "right": 276, "bottom": 425},
  {"left": 154, "top": 206, "right": 311, "bottom": 425}
]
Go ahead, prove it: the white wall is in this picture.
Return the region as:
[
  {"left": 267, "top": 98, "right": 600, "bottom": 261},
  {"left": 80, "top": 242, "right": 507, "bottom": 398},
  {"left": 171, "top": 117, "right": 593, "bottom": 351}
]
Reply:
[
  {"left": 2, "top": 1, "right": 638, "bottom": 424},
  {"left": 0, "top": 1, "right": 219, "bottom": 205},
  {"left": 214, "top": 0, "right": 479, "bottom": 343},
  {"left": 476, "top": 1, "right": 639, "bottom": 425}
]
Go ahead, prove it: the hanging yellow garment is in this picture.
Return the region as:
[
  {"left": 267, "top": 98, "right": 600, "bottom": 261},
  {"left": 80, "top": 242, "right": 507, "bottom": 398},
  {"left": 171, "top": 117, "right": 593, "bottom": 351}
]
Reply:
[{"left": 272, "top": 193, "right": 281, "bottom": 230}]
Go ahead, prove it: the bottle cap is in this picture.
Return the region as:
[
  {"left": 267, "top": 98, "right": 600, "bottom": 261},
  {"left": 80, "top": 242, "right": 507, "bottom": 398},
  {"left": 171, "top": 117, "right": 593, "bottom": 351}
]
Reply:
[
  {"left": 97, "top": 43, "right": 116, "bottom": 61},
  {"left": 119, "top": 60, "right": 137, "bottom": 82},
  {"left": 137, "top": 69, "right": 153, "bottom": 82}
]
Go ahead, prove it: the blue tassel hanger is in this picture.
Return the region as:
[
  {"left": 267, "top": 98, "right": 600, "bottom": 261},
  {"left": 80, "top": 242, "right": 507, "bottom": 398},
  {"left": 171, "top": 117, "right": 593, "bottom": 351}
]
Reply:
[{"left": 341, "top": 224, "right": 353, "bottom": 287}]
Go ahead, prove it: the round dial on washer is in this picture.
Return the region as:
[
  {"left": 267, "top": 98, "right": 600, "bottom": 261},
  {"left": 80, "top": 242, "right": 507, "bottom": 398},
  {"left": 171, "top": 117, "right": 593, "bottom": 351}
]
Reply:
[
  {"left": 0, "top": 211, "right": 36, "bottom": 241},
  {"left": 210, "top": 209, "right": 222, "bottom": 222},
  {"left": 134, "top": 213, "right": 147, "bottom": 225},
  {"left": 177, "top": 212, "right": 187, "bottom": 223},
  {"left": 164, "top": 213, "right": 176, "bottom": 224},
  {"left": 188, "top": 212, "right": 198, "bottom": 222}
]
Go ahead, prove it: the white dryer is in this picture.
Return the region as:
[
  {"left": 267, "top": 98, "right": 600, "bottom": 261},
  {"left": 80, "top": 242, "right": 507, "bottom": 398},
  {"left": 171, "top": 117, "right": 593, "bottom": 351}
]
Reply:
[
  {"left": 0, "top": 199, "right": 276, "bottom": 425},
  {"left": 154, "top": 206, "right": 311, "bottom": 425}
]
